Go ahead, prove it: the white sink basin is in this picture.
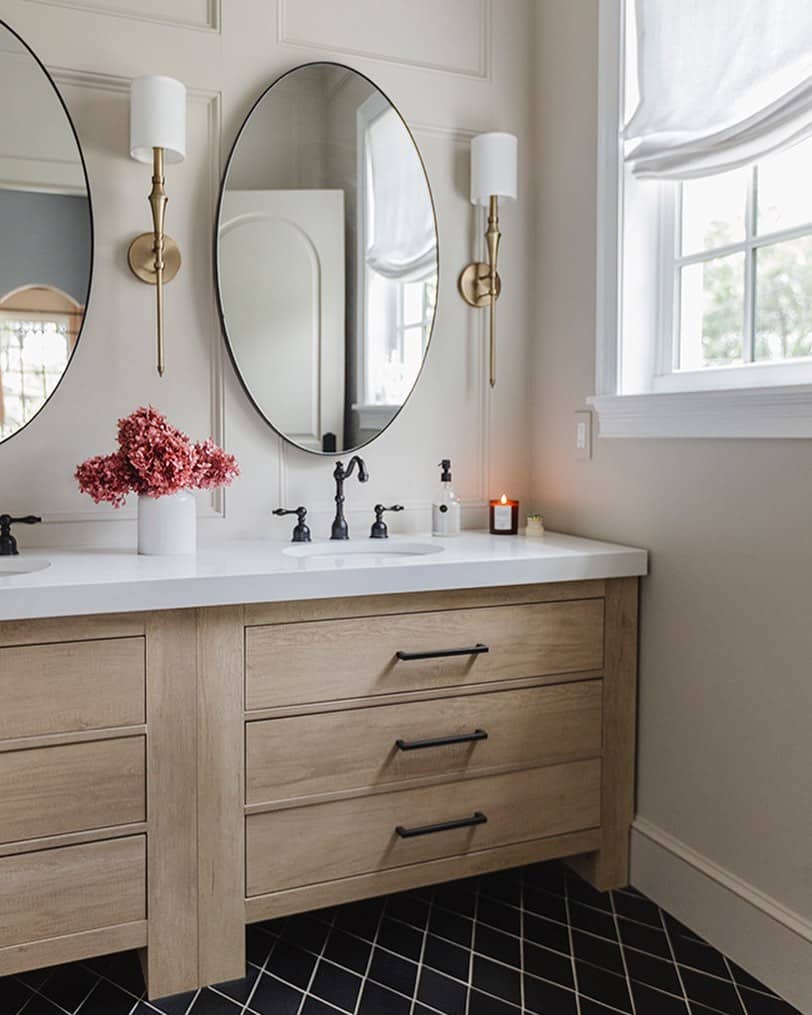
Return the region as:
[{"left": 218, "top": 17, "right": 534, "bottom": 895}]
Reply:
[
  {"left": 284, "top": 541, "right": 444, "bottom": 559},
  {"left": 0, "top": 557, "right": 50, "bottom": 575}
]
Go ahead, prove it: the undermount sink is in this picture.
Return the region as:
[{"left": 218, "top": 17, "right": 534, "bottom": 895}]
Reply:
[
  {"left": 284, "top": 541, "right": 444, "bottom": 559},
  {"left": 0, "top": 557, "right": 51, "bottom": 575}
]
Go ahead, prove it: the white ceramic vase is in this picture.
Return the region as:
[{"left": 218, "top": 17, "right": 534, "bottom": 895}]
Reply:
[{"left": 137, "top": 490, "right": 197, "bottom": 556}]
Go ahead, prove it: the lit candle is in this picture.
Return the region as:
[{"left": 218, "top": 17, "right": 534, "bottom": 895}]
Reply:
[{"left": 489, "top": 493, "right": 519, "bottom": 535}]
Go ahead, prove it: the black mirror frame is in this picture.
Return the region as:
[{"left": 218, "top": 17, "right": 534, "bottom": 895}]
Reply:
[
  {"left": 214, "top": 60, "right": 440, "bottom": 457},
  {"left": 0, "top": 18, "right": 94, "bottom": 449}
]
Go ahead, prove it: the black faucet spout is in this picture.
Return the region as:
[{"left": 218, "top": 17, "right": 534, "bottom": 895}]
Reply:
[{"left": 331, "top": 457, "right": 369, "bottom": 540}]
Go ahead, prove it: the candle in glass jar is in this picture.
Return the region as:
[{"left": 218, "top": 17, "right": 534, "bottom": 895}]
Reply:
[{"left": 489, "top": 493, "right": 519, "bottom": 535}]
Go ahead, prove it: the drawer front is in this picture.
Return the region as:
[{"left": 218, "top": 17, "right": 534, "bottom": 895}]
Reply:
[
  {"left": 245, "top": 600, "right": 604, "bottom": 710},
  {"left": 0, "top": 737, "right": 145, "bottom": 845},
  {"left": 246, "top": 759, "right": 600, "bottom": 896},
  {"left": 0, "top": 836, "right": 146, "bottom": 947},
  {"left": 247, "top": 681, "right": 602, "bottom": 805},
  {"left": 0, "top": 638, "right": 145, "bottom": 741}
]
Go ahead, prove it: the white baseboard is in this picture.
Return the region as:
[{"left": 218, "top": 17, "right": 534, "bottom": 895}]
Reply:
[{"left": 630, "top": 818, "right": 812, "bottom": 1015}]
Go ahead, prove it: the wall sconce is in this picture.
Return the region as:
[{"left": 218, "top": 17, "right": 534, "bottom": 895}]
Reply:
[
  {"left": 128, "top": 75, "right": 186, "bottom": 377},
  {"left": 458, "top": 132, "right": 518, "bottom": 388}
]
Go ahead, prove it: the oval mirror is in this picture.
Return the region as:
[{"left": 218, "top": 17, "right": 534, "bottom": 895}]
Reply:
[
  {"left": 217, "top": 62, "right": 438, "bottom": 455},
  {"left": 0, "top": 21, "right": 92, "bottom": 445}
]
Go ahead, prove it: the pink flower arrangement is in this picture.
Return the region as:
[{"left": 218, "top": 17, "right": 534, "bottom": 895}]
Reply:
[{"left": 76, "top": 406, "right": 239, "bottom": 507}]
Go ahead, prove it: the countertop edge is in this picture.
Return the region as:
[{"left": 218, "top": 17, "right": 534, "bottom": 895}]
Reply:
[{"left": 0, "top": 549, "right": 648, "bottom": 622}]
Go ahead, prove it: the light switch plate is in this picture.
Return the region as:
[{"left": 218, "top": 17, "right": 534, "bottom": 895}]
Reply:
[{"left": 575, "top": 410, "right": 592, "bottom": 460}]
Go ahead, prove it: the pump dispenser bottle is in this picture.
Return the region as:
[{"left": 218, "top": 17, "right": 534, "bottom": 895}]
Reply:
[{"left": 432, "top": 459, "right": 461, "bottom": 536}]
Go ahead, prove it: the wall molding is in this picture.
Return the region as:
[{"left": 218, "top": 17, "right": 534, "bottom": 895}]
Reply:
[
  {"left": 631, "top": 818, "right": 812, "bottom": 1013},
  {"left": 277, "top": 0, "right": 492, "bottom": 81},
  {"left": 45, "top": 67, "right": 226, "bottom": 522},
  {"left": 24, "top": 0, "right": 221, "bottom": 33}
]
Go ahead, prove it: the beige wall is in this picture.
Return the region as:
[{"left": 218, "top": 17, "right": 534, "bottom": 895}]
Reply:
[
  {"left": 0, "top": 0, "right": 535, "bottom": 546},
  {"left": 533, "top": 1, "right": 812, "bottom": 1006}
]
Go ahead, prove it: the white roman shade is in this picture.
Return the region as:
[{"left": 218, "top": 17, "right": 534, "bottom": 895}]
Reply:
[
  {"left": 624, "top": 0, "right": 812, "bottom": 179},
  {"left": 364, "top": 107, "right": 435, "bottom": 280}
]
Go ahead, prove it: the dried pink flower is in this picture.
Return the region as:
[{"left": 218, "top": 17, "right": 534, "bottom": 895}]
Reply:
[
  {"left": 75, "top": 451, "right": 136, "bottom": 508},
  {"left": 190, "top": 438, "right": 240, "bottom": 491},
  {"left": 75, "top": 406, "right": 240, "bottom": 508}
]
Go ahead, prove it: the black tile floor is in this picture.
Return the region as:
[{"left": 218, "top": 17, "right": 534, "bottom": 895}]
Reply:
[{"left": 2, "top": 861, "right": 802, "bottom": 1015}]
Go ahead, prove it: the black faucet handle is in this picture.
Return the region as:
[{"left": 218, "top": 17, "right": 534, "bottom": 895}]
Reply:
[
  {"left": 0, "top": 514, "right": 42, "bottom": 556},
  {"left": 273, "top": 506, "right": 311, "bottom": 543},
  {"left": 370, "top": 504, "right": 404, "bottom": 540}
]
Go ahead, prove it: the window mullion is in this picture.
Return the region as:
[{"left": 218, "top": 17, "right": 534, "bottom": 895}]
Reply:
[{"left": 743, "top": 166, "right": 757, "bottom": 363}]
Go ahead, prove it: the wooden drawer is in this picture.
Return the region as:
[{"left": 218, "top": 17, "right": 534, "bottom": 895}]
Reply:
[
  {"left": 0, "top": 638, "right": 145, "bottom": 741},
  {"left": 245, "top": 600, "right": 604, "bottom": 710},
  {"left": 0, "top": 836, "right": 146, "bottom": 947},
  {"left": 246, "top": 681, "right": 602, "bottom": 805},
  {"left": 246, "top": 759, "right": 600, "bottom": 895},
  {"left": 0, "top": 737, "right": 145, "bottom": 845}
]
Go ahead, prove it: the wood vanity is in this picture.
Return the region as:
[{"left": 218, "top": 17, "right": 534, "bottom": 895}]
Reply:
[{"left": 0, "top": 576, "right": 638, "bottom": 999}]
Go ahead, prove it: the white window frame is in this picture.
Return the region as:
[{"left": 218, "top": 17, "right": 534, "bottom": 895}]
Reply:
[{"left": 588, "top": 0, "right": 812, "bottom": 439}]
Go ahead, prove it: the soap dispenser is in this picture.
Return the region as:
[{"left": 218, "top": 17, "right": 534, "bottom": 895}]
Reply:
[{"left": 432, "top": 459, "right": 461, "bottom": 537}]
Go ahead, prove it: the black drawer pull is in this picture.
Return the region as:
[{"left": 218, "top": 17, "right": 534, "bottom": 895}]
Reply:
[
  {"left": 395, "top": 729, "right": 488, "bottom": 751},
  {"left": 396, "top": 812, "right": 487, "bottom": 839},
  {"left": 395, "top": 643, "right": 489, "bottom": 662}
]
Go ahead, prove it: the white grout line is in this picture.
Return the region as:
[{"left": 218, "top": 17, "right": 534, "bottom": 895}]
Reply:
[
  {"left": 519, "top": 870, "right": 526, "bottom": 1015},
  {"left": 562, "top": 871, "right": 583, "bottom": 1015},
  {"left": 463, "top": 880, "right": 479, "bottom": 1015},
  {"left": 722, "top": 955, "right": 749, "bottom": 1015},
  {"left": 294, "top": 907, "right": 340, "bottom": 1015},
  {"left": 409, "top": 885, "right": 435, "bottom": 1015},
  {"left": 73, "top": 975, "right": 109, "bottom": 1015},
  {"left": 241, "top": 923, "right": 284, "bottom": 1015},
  {"left": 659, "top": 906, "right": 693, "bottom": 1014},
  {"left": 609, "top": 889, "right": 637, "bottom": 1015},
  {"left": 351, "top": 897, "right": 388, "bottom": 1015}
]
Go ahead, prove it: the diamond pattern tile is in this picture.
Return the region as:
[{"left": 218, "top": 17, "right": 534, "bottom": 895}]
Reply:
[{"left": 0, "top": 861, "right": 802, "bottom": 1015}]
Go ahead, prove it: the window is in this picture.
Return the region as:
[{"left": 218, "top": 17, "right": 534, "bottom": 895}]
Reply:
[
  {"left": 590, "top": 0, "right": 812, "bottom": 438},
  {"left": 659, "top": 138, "right": 812, "bottom": 389},
  {"left": 0, "top": 286, "right": 81, "bottom": 439},
  {"left": 356, "top": 94, "right": 437, "bottom": 417}
]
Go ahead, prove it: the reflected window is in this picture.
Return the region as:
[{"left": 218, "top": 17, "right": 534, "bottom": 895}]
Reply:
[
  {"left": 0, "top": 286, "right": 81, "bottom": 438},
  {"left": 359, "top": 96, "right": 436, "bottom": 409}
]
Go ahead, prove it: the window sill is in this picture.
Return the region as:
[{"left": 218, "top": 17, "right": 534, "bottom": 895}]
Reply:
[{"left": 588, "top": 384, "right": 812, "bottom": 438}]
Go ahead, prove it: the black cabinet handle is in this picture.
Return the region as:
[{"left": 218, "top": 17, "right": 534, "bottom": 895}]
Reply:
[
  {"left": 395, "top": 643, "right": 489, "bottom": 662},
  {"left": 395, "top": 729, "right": 488, "bottom": 751},
  {"left": 396, "top": 812, "right": 487, "bottom": 839}
]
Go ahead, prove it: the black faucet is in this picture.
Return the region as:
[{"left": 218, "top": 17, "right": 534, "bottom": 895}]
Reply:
[
  {"left": 331, "top": 457, "right": 369, "bottom": 540},
  {"left": 272, "top": 506, "right": 311, "bottom": 543},
  {"left": 0, "top": 515, "right": 42, "bottom": 556},
  {"left": 370, "top": 504, "right": 404, "bottom": 539}
]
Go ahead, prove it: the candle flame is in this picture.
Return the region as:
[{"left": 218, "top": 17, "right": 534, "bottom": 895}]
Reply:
[{"left": 500, "top": 494, "right": 508, "bottom": 505}]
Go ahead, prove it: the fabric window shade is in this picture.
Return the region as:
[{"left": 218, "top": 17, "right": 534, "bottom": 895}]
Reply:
[
  {"left": 364, "top": 108, "right": 435, "bottom": 280},
  {"left": 624, "top": 0, "right": 812, "bottom": 179}
]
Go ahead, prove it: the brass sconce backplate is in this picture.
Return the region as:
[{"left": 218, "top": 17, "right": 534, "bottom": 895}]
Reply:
[
  {"left": 458, "top": 262, "right": 502, "bottom": 308},
  {"left": 127, "top": 232, "right": 182, "bottom": 285}
]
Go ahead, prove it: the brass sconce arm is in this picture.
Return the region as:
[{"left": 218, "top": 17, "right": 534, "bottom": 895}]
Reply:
[
  {"left": 458, "top": 194, "right": 503, "bottom": 388},
  {"left": 127, "top": 147, "right": 181, "bottom": 377}
]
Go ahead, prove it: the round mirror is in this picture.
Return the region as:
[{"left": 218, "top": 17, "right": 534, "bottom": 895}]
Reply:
[
  {"left": 217, "top": 62, "right": 438, "bottom": 455},
  {"left": 0, "top": 21, "right": 92, "bottom": 445}
]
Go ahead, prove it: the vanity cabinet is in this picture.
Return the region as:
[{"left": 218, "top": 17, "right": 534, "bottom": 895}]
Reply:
[{"left": 0, "top": 577, "right": 638, "bottom": 1000}]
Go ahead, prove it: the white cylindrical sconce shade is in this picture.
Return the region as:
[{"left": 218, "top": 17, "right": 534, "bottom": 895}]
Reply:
[
  {"left": 130, "top": 75, "right": 187, "bottom": 164},
  {"left": 470, "top": 131, "right": 518, "bottom": 205}
]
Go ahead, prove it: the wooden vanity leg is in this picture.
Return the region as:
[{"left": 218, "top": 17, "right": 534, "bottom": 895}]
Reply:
[
  {"left": 197, "top": 606, "right": 246, "bottom": 986},
  {"left": 143, "top": 610, "right": 200, "bottom": 998},
  {"left": 568, "top": 577, "right": 639, "bottom": 892}
]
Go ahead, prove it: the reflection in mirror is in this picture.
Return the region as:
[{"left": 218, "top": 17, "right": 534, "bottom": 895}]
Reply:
[
  {"left": 0, "top": 22, "right": 91, "bottom": 444},
  {"left": 218, "top": 63, "right": 437, "bottom": 454}
]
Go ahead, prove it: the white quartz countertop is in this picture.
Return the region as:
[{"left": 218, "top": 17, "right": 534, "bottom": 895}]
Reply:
[{"left": 0, "top": 531, "right": 647, "bottom": 622}]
